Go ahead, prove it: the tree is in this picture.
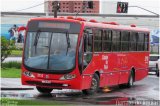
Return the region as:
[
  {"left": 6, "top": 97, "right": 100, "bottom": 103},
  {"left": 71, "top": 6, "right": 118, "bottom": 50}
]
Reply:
[{"left": 1, "top": 36, "right": 15, "bottom": 62}]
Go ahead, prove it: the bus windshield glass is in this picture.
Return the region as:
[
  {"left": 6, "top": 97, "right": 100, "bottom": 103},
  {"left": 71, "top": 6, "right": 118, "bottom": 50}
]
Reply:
[{"left": 24, "top": 32, "right": 78, "bottom": 72}]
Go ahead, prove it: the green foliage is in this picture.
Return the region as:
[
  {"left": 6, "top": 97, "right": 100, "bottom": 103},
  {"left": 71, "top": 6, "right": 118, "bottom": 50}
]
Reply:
[
  {"left": 1, "top": 61, "right": 21, "bottom": 69},
  {"left": 1, "top": 36, "right": 15, "bottom": 62},
  {"left": 10, "top": 50, "right": 23, "bottom": 56}
]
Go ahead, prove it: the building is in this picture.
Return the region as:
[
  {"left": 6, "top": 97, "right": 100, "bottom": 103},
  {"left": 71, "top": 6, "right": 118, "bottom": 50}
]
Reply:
[{"left": 45, "top": 0, "right": 99, "bottom": 13}]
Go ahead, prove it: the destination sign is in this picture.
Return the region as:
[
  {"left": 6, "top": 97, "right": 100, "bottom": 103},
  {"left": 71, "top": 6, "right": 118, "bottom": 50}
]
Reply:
[{"left": 38, "top": 22, "right": 71, "bottom": 29}]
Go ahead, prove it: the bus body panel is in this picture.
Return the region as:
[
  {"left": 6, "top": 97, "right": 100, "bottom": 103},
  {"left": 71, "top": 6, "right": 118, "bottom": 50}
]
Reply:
[
  {"left": 81, "top": 22, "right": 149, "bottom": 88},
  {"left": 80, "top": 51, "right": 149, "bottom": 89},
  {"left": 81, "top": 75, "right": 92, "bottom": 89}
]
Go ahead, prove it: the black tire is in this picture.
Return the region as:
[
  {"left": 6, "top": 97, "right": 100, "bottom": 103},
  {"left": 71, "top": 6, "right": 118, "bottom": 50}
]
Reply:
[
  {"left": 156, "top": 64, "right": 159, "bottom": 77},
  {"left": 119, "top": 84, "right": 126, "bottom": 89},
  {"left": 156, "top": 71, "right": 159, "bottom": 77},
  {"left": 36, "top": 87, "right": 53, "bottom": 94},
  {"left": 82, "top": 74, "right": 99, "bottom": 95},
  {"left": 126, "top": 71, "right": 134, "bottom": 88}
]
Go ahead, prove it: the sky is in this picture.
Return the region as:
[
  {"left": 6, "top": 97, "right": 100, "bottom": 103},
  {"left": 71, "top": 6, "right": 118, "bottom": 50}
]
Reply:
[{"left": 1, "top": 0, "right": 160, "bottom": 15}]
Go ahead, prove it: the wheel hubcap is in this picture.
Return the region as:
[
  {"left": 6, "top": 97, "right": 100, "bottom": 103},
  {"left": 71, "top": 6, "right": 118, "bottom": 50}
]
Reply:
[
  {"left": 91, "top": 78, "right": 97, "bottom": 90},
  {"left": 130, "top": 76, "right": 133, "bottom": 86}
]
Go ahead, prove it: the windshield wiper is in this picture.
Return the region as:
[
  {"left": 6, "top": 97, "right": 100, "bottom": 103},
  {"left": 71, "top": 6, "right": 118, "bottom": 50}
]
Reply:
[
  {"left": 34, "top": 30, "right": 41, "bottom": 54},
  {"left": 66, "top": 32, "right": 71, "bottom": 55}
]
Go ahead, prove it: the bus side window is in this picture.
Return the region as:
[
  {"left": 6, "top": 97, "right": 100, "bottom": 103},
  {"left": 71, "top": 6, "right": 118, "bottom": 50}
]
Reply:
[
  {"left": 112, "top": 30, "right": 121, "bottom": 51},
  {"left": 137, "top": 33, "right": 145, "bottom": 51},
  {"left": 144, "top": 33, "right": 149, "bottom": 51},
  {"left": 129, "top": 32, "right": 137, "bottom": 51},
  {"left": 94, "top": 29, "right": 102, "bottom": 52},
  {"left": 121, "top": 31, "right": 129, "bottom": 51},
  {"left": 103, "top": 30, "right": 112, "bottom": 52}
]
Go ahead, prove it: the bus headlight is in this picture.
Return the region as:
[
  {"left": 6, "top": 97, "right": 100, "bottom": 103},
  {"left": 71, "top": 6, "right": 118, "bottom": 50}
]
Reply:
[
  {"left": 60, "top": 74, "right": 76, "bottom": 80},
  {"left": 23, "top": 71, "right": 35, "bottom": 78}
]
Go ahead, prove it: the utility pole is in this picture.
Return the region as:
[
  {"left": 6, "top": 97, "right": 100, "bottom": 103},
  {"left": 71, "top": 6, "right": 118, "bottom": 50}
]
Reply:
[
  {"left": 45, "top": 0, "right": 49, "bottom": 16},
  {"left": 52, "top": 1, "right": 58, "bottom": 18},
  {"left": 82, "top": 1, "right": 87, "bottom": 13}
]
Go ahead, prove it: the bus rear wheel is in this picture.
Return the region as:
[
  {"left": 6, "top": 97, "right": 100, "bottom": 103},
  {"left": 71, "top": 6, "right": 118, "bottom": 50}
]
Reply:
[
  {"left": 126, "top": 71, "right": 134, "bottom": 88},
  {"left": 82, "top": 74, "right": 99, "bottom": 95},
  {"left": 156, "top": 64, "right": 159, "bottom": 77},
  {"left": 36, "top": 87, "right": 53, "bottom": 94}
]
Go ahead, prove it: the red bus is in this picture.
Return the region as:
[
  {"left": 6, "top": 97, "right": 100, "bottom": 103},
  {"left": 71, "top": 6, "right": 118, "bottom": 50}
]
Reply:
[{"left": 21, "top": 17, "right": 150, "bottom": 94}]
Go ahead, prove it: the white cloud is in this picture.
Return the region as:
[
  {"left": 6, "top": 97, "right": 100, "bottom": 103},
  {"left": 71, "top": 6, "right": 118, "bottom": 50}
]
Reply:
[{"left": 1, "top": 0, "right": 45, "bottom": 13}]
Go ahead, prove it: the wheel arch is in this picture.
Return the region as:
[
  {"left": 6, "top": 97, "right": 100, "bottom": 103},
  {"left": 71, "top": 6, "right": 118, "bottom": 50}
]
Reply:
[{"left": 94, "top": 71, "right": 100, "bottom": 79}]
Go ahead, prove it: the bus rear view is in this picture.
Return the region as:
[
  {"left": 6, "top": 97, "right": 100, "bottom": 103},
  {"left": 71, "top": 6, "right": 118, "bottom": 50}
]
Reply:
[{"left": 22, "top": 18, "right": 83, "bottom": 93}]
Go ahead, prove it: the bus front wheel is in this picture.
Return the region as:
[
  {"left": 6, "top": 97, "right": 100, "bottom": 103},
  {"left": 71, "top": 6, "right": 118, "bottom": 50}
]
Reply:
[
  {"left": 36, "top": 87, "right": 53, "bottom": 94},
  {"left": 82, "top": 74, "right": 100, "bottom": 95}
]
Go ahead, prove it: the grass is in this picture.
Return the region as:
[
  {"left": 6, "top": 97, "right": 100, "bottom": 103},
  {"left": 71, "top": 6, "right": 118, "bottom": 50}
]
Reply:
[
  {"left": 10, "top": 50, "right": 23, "bottom": 56},
  {"left": 1, "top": 68, "right": 21, "bottom": 78},
  {"left": 1, "top": 61, "right": 21, "bottom": 78},
  {"left": 1, "top": 98, "right": 66, "bottom": 106}
]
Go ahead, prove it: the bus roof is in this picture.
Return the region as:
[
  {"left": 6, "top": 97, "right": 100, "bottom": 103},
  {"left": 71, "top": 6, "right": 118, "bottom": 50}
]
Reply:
[
  {"left": 28, "top": 17, "right": 150, "bottom": 33},
  {"left": 83, "top": 21, "right": 150, "bottom": 33}
]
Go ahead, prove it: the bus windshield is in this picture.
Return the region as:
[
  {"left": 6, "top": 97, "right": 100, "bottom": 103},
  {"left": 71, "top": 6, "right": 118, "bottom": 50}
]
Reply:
[{"left": 24, "top": 32, "right": 78, "bottom": 72}]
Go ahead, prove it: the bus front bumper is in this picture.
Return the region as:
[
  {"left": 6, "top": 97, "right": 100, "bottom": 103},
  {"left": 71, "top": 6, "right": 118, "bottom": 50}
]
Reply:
[{"left": 22, "top": 75, "right": 82, "bottom": 90}]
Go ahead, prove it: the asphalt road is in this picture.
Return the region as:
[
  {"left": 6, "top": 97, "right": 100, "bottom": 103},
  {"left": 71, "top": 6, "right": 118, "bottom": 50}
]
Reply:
[{"left": 1, "top": 74, "right": 159, "bottom": 105}]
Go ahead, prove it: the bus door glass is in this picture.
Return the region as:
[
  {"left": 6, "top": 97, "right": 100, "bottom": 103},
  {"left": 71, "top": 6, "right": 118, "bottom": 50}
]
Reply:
[
  {"left": 78, "top": 28, "right": 93, "bottom": 72},
  {"left": 83, "top": 28, "right": 93, "bottom": 67}
]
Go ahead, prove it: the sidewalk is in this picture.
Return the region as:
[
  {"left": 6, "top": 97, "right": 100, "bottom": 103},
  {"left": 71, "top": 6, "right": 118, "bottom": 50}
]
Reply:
[
  {"left": 1, "top": 78, "right": 34, "bottom": 90},
  {"left": 3, "top": 57, "right": 22, "bottom": 63}
]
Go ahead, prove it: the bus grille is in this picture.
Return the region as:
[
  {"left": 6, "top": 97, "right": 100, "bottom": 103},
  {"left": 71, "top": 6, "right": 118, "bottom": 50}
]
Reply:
[{"left": 26, "top": 81, "right": 65, "bottom": 87}]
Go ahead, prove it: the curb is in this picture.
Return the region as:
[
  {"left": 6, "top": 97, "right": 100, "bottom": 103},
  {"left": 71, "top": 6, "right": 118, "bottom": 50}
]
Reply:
[
  {"left": 8, "top": 56, "right": 22, "bottom": 57},
  {"left": 1, "top": 88, "right": 34, "bottom": 90}
]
